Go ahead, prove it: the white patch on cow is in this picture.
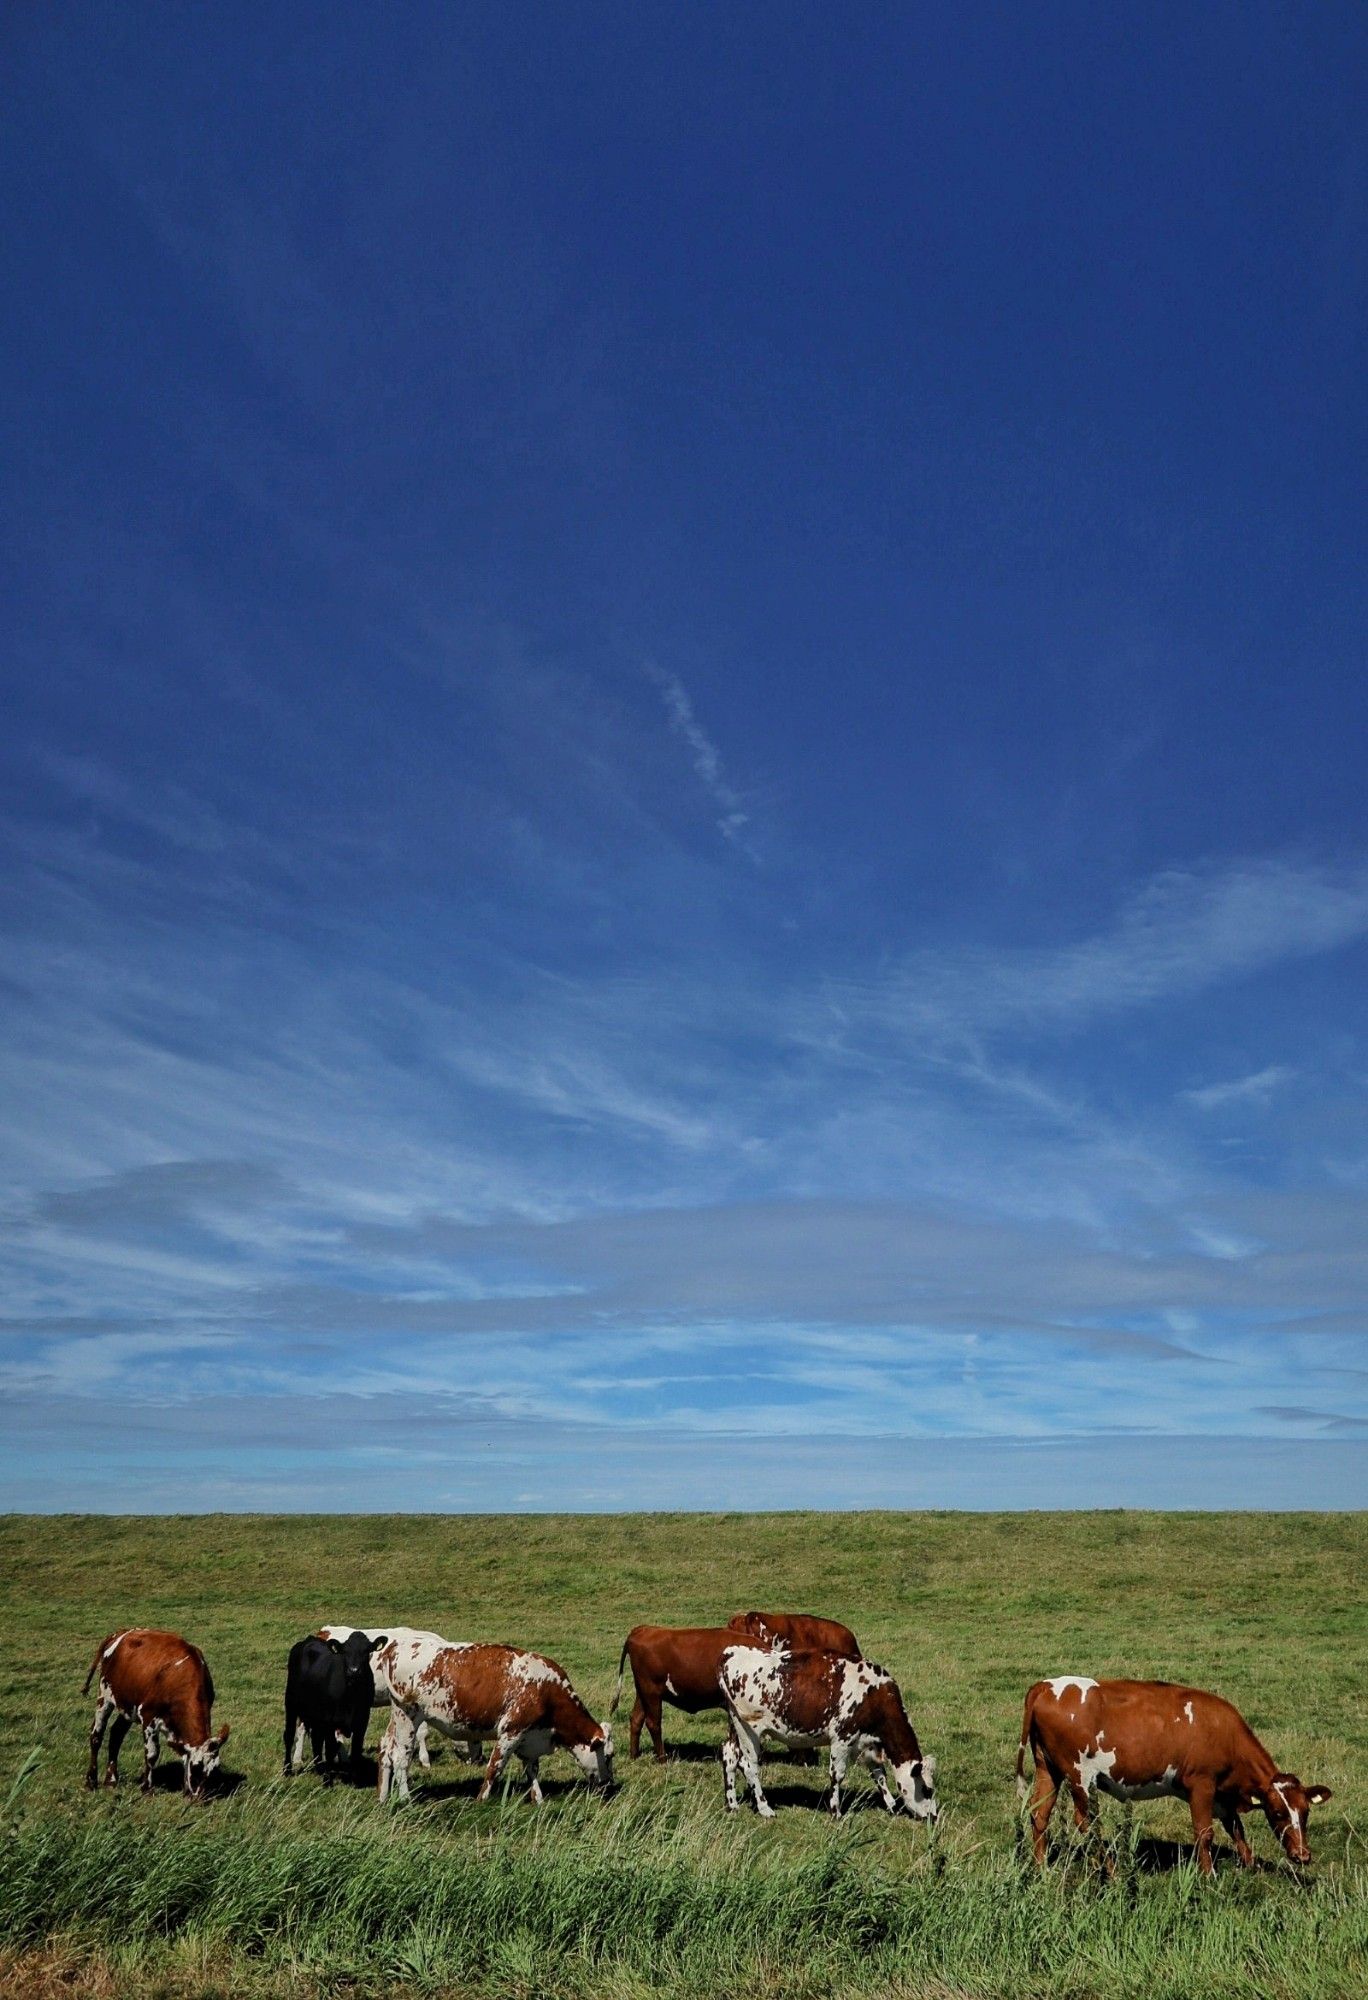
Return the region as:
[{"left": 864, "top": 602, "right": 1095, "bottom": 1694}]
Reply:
[
  {"left": 664, "top": 1675, "right": 678, "bottom": 1698},
  {"left": 839, "top": 1658, "right": 872, "bottom": 1719},
  {"left": 1184, "top": 1700, "right": 1195, "bottom": 1723},
  {"left": 1098, "top": 1763, "right": 1181, "bottom": 1803},
  {"left": 1076, "top": 1735, "right": 1118, "bottom": 1792},
  {"left": 1048, "top": 1677, "right": 1097, "bottom": 1702},
  {"left": 514, "top": 1654, "right": 560, "bottom": 1687},
  {"left": 1272, "top": 1781, "right": 1302, "bottom": 1835}
]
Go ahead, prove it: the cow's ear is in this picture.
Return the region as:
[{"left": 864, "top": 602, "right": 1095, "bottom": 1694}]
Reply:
[
  {"left": 369, "top": 1634, "right": 389, "bottom": 1653},
  {"left": 215, "top": 1723, "right": 231, "bottom": 1746},
  {"left": 1306, "top": 1784, "right": 1333, "bottom": 1805},
  {"left": 327, "top": 1638, "right": 344, "bottom": 1654}
]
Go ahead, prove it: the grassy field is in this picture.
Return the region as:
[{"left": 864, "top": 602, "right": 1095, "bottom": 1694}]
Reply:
[{"left": 0, "top": 1511, "right": 1364, "bottom": 1999}]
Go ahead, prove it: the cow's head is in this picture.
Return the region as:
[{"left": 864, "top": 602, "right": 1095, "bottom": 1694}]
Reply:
[
  {"left": 1247, "top": 1773, "right": 1332, "bottom": 1865},
  {"left": 728, "top": 1612, "right": 772, "bottom": 1641},
  {"left": 569, "top": 1720, "right": 616, "bottom": 1793},
  {"left": 180, "top": 1724, "right": 230, "bottom": 1799},
  {"left": 889, "top": 1751, "right": 938, "bottom": 1822}
]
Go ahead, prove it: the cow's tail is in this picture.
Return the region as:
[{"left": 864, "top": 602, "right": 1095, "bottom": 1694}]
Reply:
[
  {"left": 82, "top": 1637, "right": 114, "bottom": 1696},
  {"left": 609, "top": 1636, "right": 632, "bottom": 1718},
  {"left": 1016, "top": 1683, "right": 1043, "bottom": 1800}
]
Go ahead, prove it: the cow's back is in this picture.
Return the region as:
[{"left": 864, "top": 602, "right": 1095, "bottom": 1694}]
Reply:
[
  {"left": 731, "top": 1612, "right": 860, "bottom": 1657},
  {"left": 378, "top": 1635, "right": 556, "bottom": 1734},
  {"left": 1028, "top": 1677, "right": 1256, "bottom": 1780}
]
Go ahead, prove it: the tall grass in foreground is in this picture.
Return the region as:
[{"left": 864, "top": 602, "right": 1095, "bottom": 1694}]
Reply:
[{"left": 2, "top": 1783, "right": 1366, "bottom": 2000}]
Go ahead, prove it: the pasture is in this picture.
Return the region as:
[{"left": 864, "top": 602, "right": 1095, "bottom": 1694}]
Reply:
[{"left": 0, "top": 1510, "right": 1364, "bottom": 1999}]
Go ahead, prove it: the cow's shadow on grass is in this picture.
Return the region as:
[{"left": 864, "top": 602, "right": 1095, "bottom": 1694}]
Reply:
[
  {"left": 1130, "top": 1837, "right": 1280, "bottom": 1877},
  {"left": 410, "top": 1774, "right": 610, "bottom": 1808},
  {"left": 739, "top": 1781, "right": 882, "bottom": 1814},
  {"left": 139, "top": 1764, "right": 248, "bottom": 1800}
]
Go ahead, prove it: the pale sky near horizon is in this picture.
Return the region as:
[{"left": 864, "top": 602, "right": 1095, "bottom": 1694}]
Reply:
[{"left": 3, "top": 4, "right": 1366, "bottom": 1510}]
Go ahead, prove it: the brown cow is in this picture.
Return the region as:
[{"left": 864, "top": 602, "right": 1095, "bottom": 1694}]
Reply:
[
  {"left": 611, "top": 1626, "right": 754, "bottom": 1762},
  {"left": 613, "top": 1617, "right": 863, "bottom": 1763},
  {"left": 373, "top": 1629, "right": 612, "bottom": 1804},
  {"left": 728, "top": 1610, "right": 861, "bottom": 1656},
  {"left": 83, "top": 1629, "right": 229, "bottom": 1799},
  {"left": 1018, "top": 1675, "right": 1333, "bottom": 1874}
]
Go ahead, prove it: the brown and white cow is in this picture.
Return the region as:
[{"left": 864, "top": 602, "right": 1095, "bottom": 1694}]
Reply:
[
  {"left": 373, "top": 1630, "right": 613, "bottom": 1804},
  {"left": 83, "top": 1629, "right": 229, "bottom": 1800},
  {"left": 719, "top": 1644, "right": 938, "bottom": 1821},
  {"left": 728, "top": 1610, "right": 862, "bottom": 1656},
  {"left": 611, "top": 1625, "right": 759, "bottom": 1762},
  {"left": 1017, "top": 1676, "right": 1333, "bottom": 1874}
]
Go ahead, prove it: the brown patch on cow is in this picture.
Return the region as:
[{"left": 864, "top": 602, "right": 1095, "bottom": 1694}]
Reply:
[{"left": 729, "top": 1611, "right": 861, "bottom": 1657}]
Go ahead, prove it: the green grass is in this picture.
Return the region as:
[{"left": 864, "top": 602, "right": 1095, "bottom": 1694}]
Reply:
[{"left": 0, "top": 1512, "right": 1364, "bottom": 1998}]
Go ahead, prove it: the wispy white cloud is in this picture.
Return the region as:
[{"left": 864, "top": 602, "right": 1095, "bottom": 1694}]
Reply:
[
  {"left": 833, "top": 861, "right": 1368, "bottom": 1046},
  {"left": 644, "top": 661, "right": 755, "bottom": 852},
  {"left": 1181, "top": 1064, "right": 1297, "bottom": 1111}
]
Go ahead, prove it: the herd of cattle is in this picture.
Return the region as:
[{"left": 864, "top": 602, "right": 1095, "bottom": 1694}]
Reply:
[{"left": 82, "top": 1609, "right": 1333, "bottom": 1875}]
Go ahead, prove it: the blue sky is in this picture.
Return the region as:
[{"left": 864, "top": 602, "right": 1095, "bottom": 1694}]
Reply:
[{"left": 3, "top": 3, "right": 1366, "bottom": 1510}]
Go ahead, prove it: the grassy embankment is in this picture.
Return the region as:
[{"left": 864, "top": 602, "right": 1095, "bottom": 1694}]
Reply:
[{"left": 0, "top": 1511, "right": 1364, "bottom": 1998}]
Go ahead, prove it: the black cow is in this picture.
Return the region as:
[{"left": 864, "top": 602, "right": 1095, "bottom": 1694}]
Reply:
[{"left": 284, "top": 1631, "right": 386, "bottom": 1781}]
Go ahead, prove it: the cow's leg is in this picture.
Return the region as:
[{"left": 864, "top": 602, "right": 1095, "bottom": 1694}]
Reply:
[
  {"left": 630, "top": 1689, "right": 666, "bottom": 1763},
  {"left": 1188, "top": 1778, "right": 1218, "bottom": 1877},
  {"left": 349, "top": 1709, "right": 367, "bottom": 1772},
  {"left": 721, "top": 1730, "right": 741, "bottom": 1811},
  {"left": 825, "top": 1739, "right": 850, "bottom": 1817},
  {"left": 1028, "top": 1755, "right": 1059, "bottom": 1864},
  {"left": 87, "top": 1687, "right": 117, "bottom": 1788},
  {"left": 416, "top": 1720, "right": 431, "bottom": 1769},
  {"left": 309, "top": 1723, "right": 326, "bottom": 1771},
  {"left": 322, "top": 1724, "right": 339, "bottom": 1787},
  {"left": 866, "top": 1749, "right": 898, "bottom": 1815},
  {"left": 735, "top": 1722, "right": 773, "bottom": 1819},
  {"left": 104, "top": 1712, "right": 132, "bottom": 1788},
  {"left": 1215, "top": 1796, "right": 1254, "bottom": 1868},
  {"left": 378, "top": 1710, "right": 417, "bottom": 1805},
  {"left": 518, "top": 1753, "right": 544, "bottom": 1805},
  {"left": 283, "top": 1707, "right": 302, "bottom": 1776},
  {"left": 140, "top": 1719, "right": 161, "bottom": 1794},
  {"left": 477, "top": 1734, "right": 512, "bottom": 1802}
]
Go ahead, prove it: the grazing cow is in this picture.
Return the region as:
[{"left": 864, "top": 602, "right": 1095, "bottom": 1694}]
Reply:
[
  {"left": 728, "top": 1610, "right": 862, "bottom": 1657},
  {"left": 83, "top": 1629, "right": 229, "bottom": 1800},
  {"left": 284, "top": 1632, "right": 385, "bottom": 1780},
  {"left": 611, "top": 1625, "right": 759, "bottom": 1762},
  {"left": 718, "top": 1644, "right": 938, "bottom": 1821},
  {"left": 373, "top": 1630, "right": 613, "bottom": 1804},
  {"left": 1017, "top": 1676, "right": 1333, "bottom": 1875}
]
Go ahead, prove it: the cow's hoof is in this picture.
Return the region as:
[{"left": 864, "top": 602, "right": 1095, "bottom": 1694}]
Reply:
[
  {"left": 103, "top": 1771, "right": 118, "bottom": 1789},
  {"left": 757, "top": 1804, "right": 776, "bottom": 1820}
]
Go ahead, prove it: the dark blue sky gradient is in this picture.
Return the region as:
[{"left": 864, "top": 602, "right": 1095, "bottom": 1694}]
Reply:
[{"left": 2, "top": 4, "right": 1365, "bottom": 1507}]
